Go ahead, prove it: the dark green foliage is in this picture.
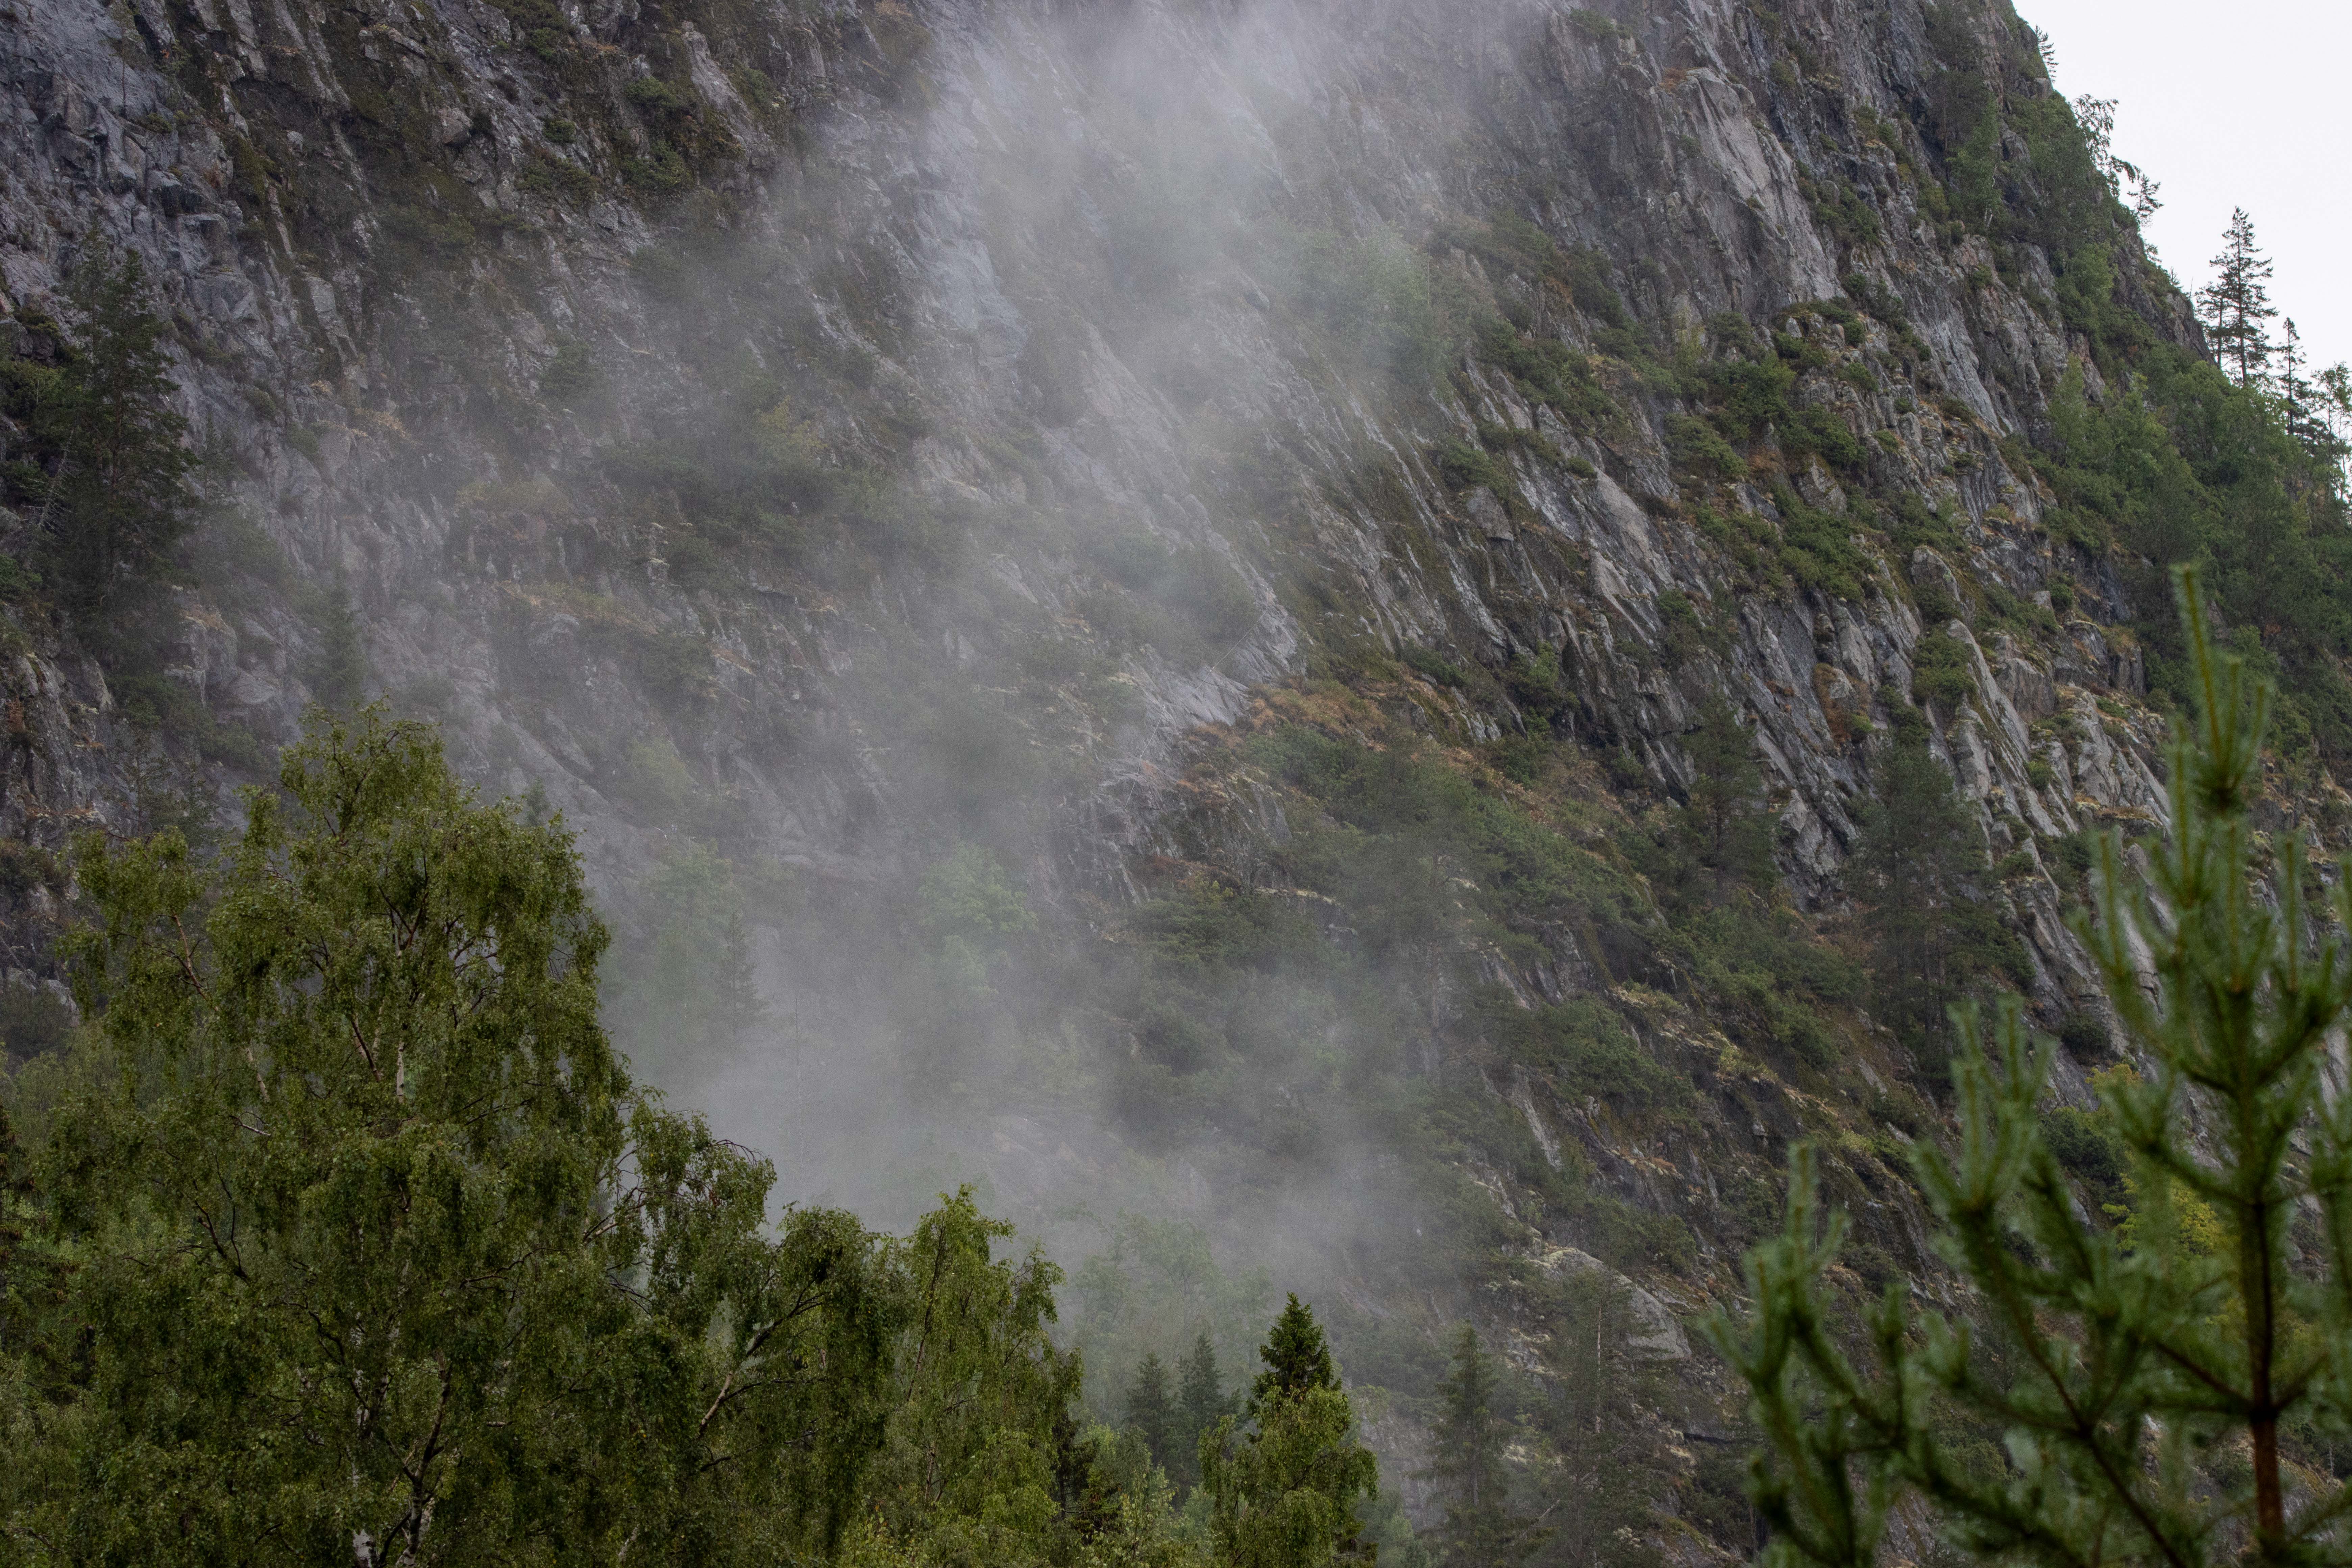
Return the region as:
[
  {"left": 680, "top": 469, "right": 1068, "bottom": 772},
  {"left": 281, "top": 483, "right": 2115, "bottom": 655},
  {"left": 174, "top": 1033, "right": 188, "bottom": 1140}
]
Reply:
[
  {"left": 0, "top": 714, "right": 1211, "bottom": 1565},
  {"left": 484, "top": 0, "right": 566, "bottom": 48},
  {"left": 626, "top": 75, "right": 695, "bottom": 118},
  {"left": 1555, "top": 245, "right": 1631, "bottom": 330},
  {"left": 1703, "top": 357, "right": 1796, "bottom": 446},
  {"left": 0, "top": 981, "right": 71, "bottom": 1063},
  {"left": 1672, "top": 695, "right": 1774, "bottom": 906},
  {"left": 1127, "top": 1352, "right": 1179, "bottom": 1474},
  {"left": 1667, "top": 414, "right": 1744, "bottom": 481},
  {"left": 1400, "top": 644, "right": 1470, "bottom": 688},
  {"left": 853, "top": 1193, "right": 1098, "bottom": 1565},
  {"left": 2039, "top": 1103, "right": 2126, "bottom": 1211},
  {"left": 1688, "top": 329, "right": 1866, "bottom": 480},
  {"left": 1909, "top": 624, "right": 1978, "bottom": 712},
  {"left": 2198, "top": 209, "right": 2276, "bottom": 390},
  {"left": 1840, "top": 275, "right": 1910, "bottom": 332},
  {"left": 1845, "top": 734, "right": 2019, "bottom": 1070},
  {"left": 1482, "top": 995, "right": 1686, "bottom": 1114},
  {"left": 1475, "top": 319, "right": 1614, "bottom": 427},
  {"left": 1665, "top": 902, "right": 1864, "bottom": 1077},
  {"left": 6, "top": 711, "right": 901, "bottom": 1562},
  {"left": 1799, "top": 173, "right": 1883, "bottom": 250},
  {"left": 6, "top": 251, "right": 199, "bottom": 655},
  {"left": 1177, "top": 1331, "right": 1233, "bottom": 1489},
  {"left": 2051, "top": 242, "right": 2151, "bottom": 365},
  {"left": 1781, "top": 406, "right": 1866, "bottom": 473},
  {"left": 2054, "top": 1009, "right": 2105, "bottom": 1059},
  {"left": 1518, "top": 1267, "right": 1672, "bottom": 1568},
  {"left": 110, "top": 668, "right": 263, "bottom": 767},
  {"left": 0, "top": 841, "right": 65, "bottom": 908},
  {"left": 2040, "top": 342, "right": 2352, "bottom": 757},
  {"left": 1773, "top": 488, "right": 1874, "bottom": 601},
  {"left": 1251, "top": 1294, "right": 1341, "bottom": 1406},
  {"left": 1433, "top": 437, "right": 1511, "bottom": 495},
  {"left": 1247, "top": 725, "right": 1647, "bottom": 957},
  {"left": 1566, "top": 10, "right": 1627, "bottom": 43},
  {"left": 305, "top": 575, "right": 368, "bottom": 709},
  {"left": 539, "top": 338, "right": 600, "bottom": 405}
]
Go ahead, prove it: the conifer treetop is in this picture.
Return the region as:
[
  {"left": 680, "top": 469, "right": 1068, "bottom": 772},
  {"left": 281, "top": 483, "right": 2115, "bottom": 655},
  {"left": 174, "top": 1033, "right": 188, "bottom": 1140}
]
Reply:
[
  {"left": 1252, "top": 1294, "right": 1341, "bottom": 1406},
  {"left": 2199, "top": 207, "right": 2280, "bottom": 391}
]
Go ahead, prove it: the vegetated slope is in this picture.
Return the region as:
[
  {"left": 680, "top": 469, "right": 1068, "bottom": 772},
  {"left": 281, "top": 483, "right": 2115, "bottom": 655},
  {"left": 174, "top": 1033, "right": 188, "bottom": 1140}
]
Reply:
[{"left": 3, "top": 0, "right": 2348, "bottom": 1553}]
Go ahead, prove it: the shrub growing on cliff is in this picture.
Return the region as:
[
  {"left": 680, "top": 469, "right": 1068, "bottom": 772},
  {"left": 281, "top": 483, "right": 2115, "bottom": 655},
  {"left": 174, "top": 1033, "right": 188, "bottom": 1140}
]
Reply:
[{"left": 1718, "top": 571, "right": 2352, "bottom": 1568}]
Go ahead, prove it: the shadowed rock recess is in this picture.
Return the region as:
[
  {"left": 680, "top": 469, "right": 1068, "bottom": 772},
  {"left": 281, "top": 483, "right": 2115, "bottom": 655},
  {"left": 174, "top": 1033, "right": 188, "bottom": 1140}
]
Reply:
[{"left": 0, "top": 0, "right": 2330, "bottom": 1548}]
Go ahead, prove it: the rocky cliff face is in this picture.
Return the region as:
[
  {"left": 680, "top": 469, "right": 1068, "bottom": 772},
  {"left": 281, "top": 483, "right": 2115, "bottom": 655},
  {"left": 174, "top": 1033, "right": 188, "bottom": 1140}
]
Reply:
[{"left": 0, "top": 0, "right": 2264, "bottom": 1546}]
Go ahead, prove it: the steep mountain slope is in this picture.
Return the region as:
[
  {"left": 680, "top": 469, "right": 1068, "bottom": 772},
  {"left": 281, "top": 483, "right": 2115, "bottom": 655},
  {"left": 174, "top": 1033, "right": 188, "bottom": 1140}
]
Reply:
[{"left": 1, "top": 0, "right": 2333, "bottom": 1553}]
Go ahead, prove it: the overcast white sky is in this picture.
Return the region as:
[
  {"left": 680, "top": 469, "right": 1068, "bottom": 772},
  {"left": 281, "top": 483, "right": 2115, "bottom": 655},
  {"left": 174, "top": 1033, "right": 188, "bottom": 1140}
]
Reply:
[{"left": 2020, "top": 0, "right": 2352, "bottom": 371}]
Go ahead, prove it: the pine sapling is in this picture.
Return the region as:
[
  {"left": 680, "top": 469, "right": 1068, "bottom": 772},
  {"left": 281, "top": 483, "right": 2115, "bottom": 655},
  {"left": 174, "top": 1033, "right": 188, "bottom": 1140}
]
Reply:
[{"left": 1712, "top": 567, "right": 2352, "bottom": 1568}]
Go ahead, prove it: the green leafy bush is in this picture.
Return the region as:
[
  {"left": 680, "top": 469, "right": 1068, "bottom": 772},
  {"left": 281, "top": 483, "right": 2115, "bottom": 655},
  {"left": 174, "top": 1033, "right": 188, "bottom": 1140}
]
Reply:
[
  {"left": 1909, "top": 625, "right": 1978, "bottom": 710},
  {"left": 1289, "top": 227, "right": 1453, "bottom": 384},
  {"left": 1667, "top": 414, "right": 1744, "bottom": 481},
  {"left": 1400, "top": 644, "right": 1469, "bottom": 688},
  {"left": 1432, "top": 437, "right": 1510, "bottom": 494},
  {"left": 625, "top": 75, "right": 694, "bottom": 117}
]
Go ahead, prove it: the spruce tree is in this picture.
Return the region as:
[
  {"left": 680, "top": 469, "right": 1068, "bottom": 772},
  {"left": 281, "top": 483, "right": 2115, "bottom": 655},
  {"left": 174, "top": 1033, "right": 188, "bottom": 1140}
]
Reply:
[
  {"left": 1428, "top": 1324, "right": 1544, "bottom": 1568},
  {"left": 1252, "top": 1294, "right": 1341, "bottom": 1405},
  {"left": 2198, "top": 207, "right": 2278, "bottom": 390},
  {"left": 1713, "top": 569, "right": 2352, "bottom": 1568},
  {"left": 2279, "top": 317, "right": 2309, "bottom": 441},
  {"left": 1203, "top": 1297, "right": 1377, "bottom": 1568},
  {"left": 1176, "top": 1331, "right": 1228, "bottom": 1488},
  {"left": 37, "top": 249, "right": 200, "bottom": 651},
  {"left": 305, "top": 573, "right": 368, "bottom": 709},
  {"left": 1846, "top": 723, "right": 2012, "bottom": 1068},
  {"left": 2316, "top": 361, "right": 2352, "bottom": 471},
  {"left": 2275, "top": 319, "right": 2344, "bottom": 469},
  {"left": 1675, "top": 694, "right": 1774, "bottom": 905},
  {"left": 1128, "top": 1351, "right": 1178, "bottom": 1474}
]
